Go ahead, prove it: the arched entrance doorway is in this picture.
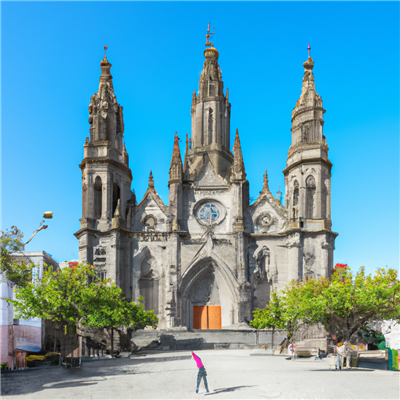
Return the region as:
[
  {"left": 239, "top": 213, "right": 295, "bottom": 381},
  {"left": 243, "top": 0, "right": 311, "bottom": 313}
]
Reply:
[{"left": 179, "top": 257, "right": 238, "bottom": 329}]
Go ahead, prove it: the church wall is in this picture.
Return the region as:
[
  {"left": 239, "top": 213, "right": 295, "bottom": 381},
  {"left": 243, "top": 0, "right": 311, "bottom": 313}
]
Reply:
[
  {"left": 132, "top": 198, "right": 168, "bottom": 232},
  {"left": 131, "top": 239, "right": 167, "bottom": 327},
  {"left": 251, "top": 236, "right": 290, "bottom": 292}
]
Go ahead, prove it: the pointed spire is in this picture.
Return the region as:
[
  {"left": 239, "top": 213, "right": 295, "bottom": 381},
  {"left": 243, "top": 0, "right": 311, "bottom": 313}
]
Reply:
[
  {"left": 277, "top": 185, "right": 282, "bottom": 202},
  {"left": 232, "top": 128, "right": 246, "bottom": 180},
  {"left": 148, "top": 170, "right": 154, "bottom": 188},
  {"left": 169, "top": 132, "right": 183, "bottom": 183},
  {"left": 192, "top": 91, "right": 196, "bottom": 107},
  {"left": 262, "top": 167, "right": 284, "bottom": 207},
  {"left": 191, "top": 91, "right": 196, "bottom": 115},
  {"left": 100, "top": 46, "right": 113, "bottom": 89},
  {"left": 293, "top": 45, "right": 323, "bottom": 116},
  {"left": 263, "top": 167, "right": 269, "bottom": 190},
  {"left": 183, "top": 133, "right": 189, "bottom": 175}
]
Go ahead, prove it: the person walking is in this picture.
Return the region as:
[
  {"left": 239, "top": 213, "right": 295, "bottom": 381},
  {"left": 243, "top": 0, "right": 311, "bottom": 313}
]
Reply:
[
  {"left": 336, "top": 342, "right": 345, "bottom": 370},
  {"left": 289, "top": 343, "right": 296, "bottom": 360},
  {"left": 192, "top": 351, "right": 209, "bottom": 394}
]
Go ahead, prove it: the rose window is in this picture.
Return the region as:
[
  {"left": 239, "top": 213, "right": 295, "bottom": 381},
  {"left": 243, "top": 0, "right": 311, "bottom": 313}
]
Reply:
[{"left": 198, "top": 203, "right": 220, "bottom": 224}]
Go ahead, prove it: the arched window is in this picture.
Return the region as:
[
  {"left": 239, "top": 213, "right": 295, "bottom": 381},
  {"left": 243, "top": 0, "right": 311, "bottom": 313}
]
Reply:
[
  {"left": 94, "top": 176, "right": 102, "bottom": 219},
  {"left": 293, "top": 180, "right": 299, "bottom": 207},
  {"left": 143, "top": 215, "right": 157, "bottom": 231},
  {"left": 306, "top": 176, "right": 316, "bottom": 219},
  {"left": 138, "top": 253, "right": 159, "bottom": 313},
  {"left": 112, "top": 183, "right": 120, "bottom": 217},
  {"left": 208, "top": 108, "right": 213, "bottom": 145}
]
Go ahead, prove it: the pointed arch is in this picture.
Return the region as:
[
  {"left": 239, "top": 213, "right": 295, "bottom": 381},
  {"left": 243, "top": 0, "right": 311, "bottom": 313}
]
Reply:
[
  {"left": 179, "top": 255, "right": 239, "bottom": 328},
  {"left": 207, "top": 108, "right": 213, "bottom": 145},
  {"left": 306, "top": 175, "right": 316, "bottom": 219},
  {"left": 94, "top": 176, "right": 102, "bottom": 219},
  {"left": 133, "top": 246, "right": 160, "bottom": 314},
  {"left": 179, "top": 255, "right": 238, "bottom": 301}
]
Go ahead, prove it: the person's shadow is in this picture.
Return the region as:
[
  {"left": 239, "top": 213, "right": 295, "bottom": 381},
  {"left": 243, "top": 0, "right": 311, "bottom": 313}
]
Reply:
[{"left": 205, "top": 385, "right": 256, "bottom": 395}]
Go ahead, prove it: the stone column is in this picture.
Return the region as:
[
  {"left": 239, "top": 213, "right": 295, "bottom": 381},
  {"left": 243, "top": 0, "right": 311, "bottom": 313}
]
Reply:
[
  {"left": 212, "top": 101, "right": 217, "bottom": 144},
  {"left": 167, "top": 233, "right": 179, "bottom": 328},
  {"left": 320, "top": 240, "right": 330, "bottom": 278},
  {"left": 286, "top": 233, "right": 302, "bottom": 282},
  {"left": 299, "top": 177, "right": 306, "bottom": 219},
  {"left": 106, "top": 172, "right": 113, "bottom": 221},
  {"left": 315, "top": 168, "right": 322, "bottom": 219}
]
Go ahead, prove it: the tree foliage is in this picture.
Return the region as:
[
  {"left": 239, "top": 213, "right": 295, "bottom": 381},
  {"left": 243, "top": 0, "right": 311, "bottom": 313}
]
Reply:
[
  {"left": 8, "top": 263, "right": 158, "bottom": 331},
  {"left": 250, "top": 266, "right": 400, "bottom": 341},
  {"left": 0, "top": 226, "right": 34, "bottom": 286}
]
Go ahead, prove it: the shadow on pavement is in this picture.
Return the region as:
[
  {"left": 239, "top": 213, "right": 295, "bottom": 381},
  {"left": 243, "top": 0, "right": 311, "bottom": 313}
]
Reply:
[
  {"left": 305, "top": 368, "right": 375, "bottom": 372},
  {"left": 43, "top": 379, "right": 103, "bottom": 389},
  {"left": 1, "top": 355, "right": 194, "bottom": 397},
  {"left": 205, "top": 385, "right": 256, "bottom": 395}
]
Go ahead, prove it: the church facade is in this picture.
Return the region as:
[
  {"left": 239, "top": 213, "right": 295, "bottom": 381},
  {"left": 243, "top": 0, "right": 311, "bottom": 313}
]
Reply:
[{"left": 75, "top": 33, "right": 338, "bottom": 329}]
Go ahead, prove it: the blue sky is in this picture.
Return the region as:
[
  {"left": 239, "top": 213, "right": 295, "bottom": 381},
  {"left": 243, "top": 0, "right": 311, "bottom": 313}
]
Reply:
[{"left": 1, "top": 2, "right": 399, "bottom": 275}]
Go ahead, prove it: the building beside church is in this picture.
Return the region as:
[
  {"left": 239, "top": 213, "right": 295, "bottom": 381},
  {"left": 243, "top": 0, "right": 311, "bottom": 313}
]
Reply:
[{"left": 74, "top": 30, "right": 338, "bottom": 330}]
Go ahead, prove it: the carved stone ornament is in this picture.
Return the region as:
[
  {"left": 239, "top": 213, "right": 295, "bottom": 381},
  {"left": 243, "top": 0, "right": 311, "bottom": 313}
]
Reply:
[
  {"left": 255, "top": 212, "right": 276, "bottom": 233},
  {"left": 132, "top": 232, "right": 168, "bottom": 242},
  {"left": 252, "top": 246, "right": 271, "bottom": 286},
  {"left": 285, "top": 233, "right": 301, "bottom": 248},
  {"left": 303, "top": 252, "right": 316, "bottom": 279},
  {"left": 190, "top": 269, "right": 215, "bottom": 304},
  {"left": 193, "top": 199, "right": 226, "bottom": 227}
]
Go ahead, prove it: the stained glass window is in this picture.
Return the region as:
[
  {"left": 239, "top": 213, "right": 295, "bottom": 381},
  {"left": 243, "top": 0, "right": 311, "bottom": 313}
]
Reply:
[{"left": 199, "top": 203, "right": 220, "bottom": 224}]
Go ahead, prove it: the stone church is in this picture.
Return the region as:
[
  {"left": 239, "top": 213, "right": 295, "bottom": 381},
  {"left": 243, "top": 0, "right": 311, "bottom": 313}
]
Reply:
[{"left": 75, "top": 30, "right": 338, "bottom": 329}]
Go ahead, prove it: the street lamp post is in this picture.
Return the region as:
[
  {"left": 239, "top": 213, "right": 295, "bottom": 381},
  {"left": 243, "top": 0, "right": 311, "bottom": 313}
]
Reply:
[{"left": 23, "top": 212, "right": 53, "bottom": 247}]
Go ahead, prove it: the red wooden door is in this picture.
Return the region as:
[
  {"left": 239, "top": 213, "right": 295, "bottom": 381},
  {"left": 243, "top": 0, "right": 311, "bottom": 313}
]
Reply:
[{"left": 193, "top": 306, "right": 221, "bottom": 329}]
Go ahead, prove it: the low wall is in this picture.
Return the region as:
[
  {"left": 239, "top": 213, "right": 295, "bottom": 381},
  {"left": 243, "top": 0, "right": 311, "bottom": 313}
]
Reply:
[{"left": 132, "top": 328, "right": 287, "bottom": 352}]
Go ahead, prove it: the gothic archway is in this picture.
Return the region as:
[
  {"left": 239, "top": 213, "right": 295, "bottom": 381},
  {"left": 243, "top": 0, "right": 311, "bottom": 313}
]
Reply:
[{"left": 179, "top": 256, "right": 238, "bottom": 329}]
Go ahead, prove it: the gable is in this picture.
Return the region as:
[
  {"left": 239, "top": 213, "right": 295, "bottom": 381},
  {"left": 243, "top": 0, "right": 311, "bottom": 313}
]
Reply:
[
  {"left": 133, "top": 189, "right": 168, "bottom": 232},
  {"left": 193, "top": 159, "right": 228, "bottom": 189},
  {"left": 246, "top": 193, "right": 289, "bottom": 234}
]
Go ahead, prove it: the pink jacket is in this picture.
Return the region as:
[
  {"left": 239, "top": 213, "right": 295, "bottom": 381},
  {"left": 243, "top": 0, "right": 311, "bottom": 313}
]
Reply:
[{"left": 192, "top": 352, "right": 204, "bottom": 368}]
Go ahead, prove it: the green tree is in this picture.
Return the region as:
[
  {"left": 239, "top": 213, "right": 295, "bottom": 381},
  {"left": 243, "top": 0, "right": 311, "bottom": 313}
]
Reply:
[
  {"left": 0, "top": 226, "right": 34, "bottom": 286},
  {"left": 250, "top": 266, "right": 400, "bottom": 342},
  {"left": 8, "top": 263, "right": 158, "bottom": 358}
]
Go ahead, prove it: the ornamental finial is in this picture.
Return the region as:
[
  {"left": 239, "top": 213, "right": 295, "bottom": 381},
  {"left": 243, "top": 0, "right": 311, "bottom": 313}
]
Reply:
[
  {"left": 205, "top": 23, "right": 215, "bottom": 48},
  {"left": 149, "top": 170, "right": 154, "bottom": 187},
  {"left": 307, "top": 44, "right": 311, "bottom": 58}
]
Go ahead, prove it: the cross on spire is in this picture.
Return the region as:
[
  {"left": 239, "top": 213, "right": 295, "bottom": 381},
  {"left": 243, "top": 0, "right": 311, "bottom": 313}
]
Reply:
[
  {"left": 205, "top": 23, "right": 215, "bottom": 47},
  {"left": 104, "top": 45, "right": 108, "bottom": 57},
  {"left": 307, "top": 44, "right": 311, "bottom": 58}
]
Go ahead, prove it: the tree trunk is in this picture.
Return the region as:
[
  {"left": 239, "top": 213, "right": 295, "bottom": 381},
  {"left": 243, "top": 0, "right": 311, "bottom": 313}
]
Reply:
[
  {"left": 272, "top": 327, "right": 275, "bottom": 355},
  {"left": 58, "top": 327, "right": 62, "bottom": 366},
  {"left": 111, "top": 328, "right": 114, "bottom": 357}
]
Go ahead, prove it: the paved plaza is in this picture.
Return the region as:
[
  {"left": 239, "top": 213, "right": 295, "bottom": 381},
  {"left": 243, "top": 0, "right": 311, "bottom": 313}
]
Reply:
[{"left": 2, "top": 349, "right": 399, "bottom": 399}]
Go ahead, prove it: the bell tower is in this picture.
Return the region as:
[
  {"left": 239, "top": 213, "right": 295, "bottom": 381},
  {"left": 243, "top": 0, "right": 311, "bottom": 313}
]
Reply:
[
  {"left": 284, "top": 46, "right": 332, "bottom": 231},
  {"left": 187, "top": 24, "right": 233, "bottom": 179},
  {"left": 76, "top": 48, "right": 134, "bottom": 266}
]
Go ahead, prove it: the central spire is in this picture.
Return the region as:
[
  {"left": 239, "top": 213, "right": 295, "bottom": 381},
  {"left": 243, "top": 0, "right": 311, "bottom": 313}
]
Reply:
[{"left": 187, "top": 25, "right": 232, "bottom": 180}]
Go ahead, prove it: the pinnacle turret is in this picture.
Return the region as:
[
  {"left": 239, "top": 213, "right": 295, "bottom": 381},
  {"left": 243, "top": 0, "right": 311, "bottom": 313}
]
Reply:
[
  {"left": 232, "top": 129, "right": 246, "bottom": 181},
  {"left": 148, "top": 170, "right": 154, "bottom": 188},
  {"left": 169, "top": 132, "right": 183, "bottom": 183},
  {"left": 288, "top": 48, "right": 327, "bottom": 156},
  {"left": 87, "top": 47, "right": 125, "bottom": 162}
]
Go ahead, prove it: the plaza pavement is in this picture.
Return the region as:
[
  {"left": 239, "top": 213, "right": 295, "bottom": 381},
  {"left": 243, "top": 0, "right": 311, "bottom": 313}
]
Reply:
[{"left": 1, "top": 349, "right": 399, "bottom": 399}]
